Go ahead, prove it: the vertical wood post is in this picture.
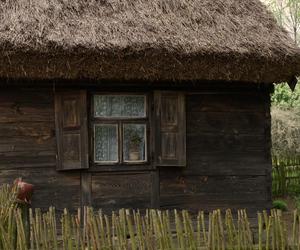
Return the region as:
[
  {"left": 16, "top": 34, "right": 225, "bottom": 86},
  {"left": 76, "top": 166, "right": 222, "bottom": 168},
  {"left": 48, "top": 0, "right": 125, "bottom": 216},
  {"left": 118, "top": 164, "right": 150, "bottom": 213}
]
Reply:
[
  {"left": 151, "top": 170, "right": 160, "bottom": 208},
  {"left": 263, "top": 84, "right": 273, "bottom": 207},
  {"left": 81, "top": 172, "right": 92, "bottom": 207}
]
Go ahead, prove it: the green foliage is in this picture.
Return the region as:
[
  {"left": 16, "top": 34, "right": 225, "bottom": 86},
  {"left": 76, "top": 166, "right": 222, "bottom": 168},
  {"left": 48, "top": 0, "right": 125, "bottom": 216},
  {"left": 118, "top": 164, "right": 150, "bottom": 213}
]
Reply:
[
  {"left": 271, "top": 83, "right": 300, "bottom": 197},
  {"left": 272, "top": 158, "right": 300, "bottom": 196},
  {"left": 273, "top": 199, "right": 288, "bottom": 211},
  {"left": 294, "top": 196, "right": 300, "bottom": 210},
  {"left": 271, "top": 82, "right": 300, "bottom": 158},
  {"left": 271, "top": 107, "right": 300, "bottom": 157},
  {"left": 271, "top": 82, "right": 300, "bottom": 108},
  {"left": 265, "top": 0, "right": 300, "bottom": 44}
]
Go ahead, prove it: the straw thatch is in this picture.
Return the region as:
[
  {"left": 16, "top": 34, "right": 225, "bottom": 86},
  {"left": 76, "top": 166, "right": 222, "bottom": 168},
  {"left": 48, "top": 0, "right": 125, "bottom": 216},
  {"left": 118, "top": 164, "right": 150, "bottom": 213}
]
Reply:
[{"left": 0, "top": 0, "right": 299, "bottom": 83}]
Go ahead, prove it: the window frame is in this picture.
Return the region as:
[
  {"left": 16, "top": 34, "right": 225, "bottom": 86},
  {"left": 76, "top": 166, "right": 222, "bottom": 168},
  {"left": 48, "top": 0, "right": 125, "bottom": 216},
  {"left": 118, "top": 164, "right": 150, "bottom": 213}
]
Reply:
[{"left": 90, "top": 93, "right": 150, "bottom": 166}]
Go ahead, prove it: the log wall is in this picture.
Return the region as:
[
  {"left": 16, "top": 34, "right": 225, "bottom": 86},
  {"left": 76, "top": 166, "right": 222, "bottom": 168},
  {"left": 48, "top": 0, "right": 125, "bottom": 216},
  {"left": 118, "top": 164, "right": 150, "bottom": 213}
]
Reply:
[
  {"left": 0, "top": 85, "right": 272, "bottom": 215},
  {"left": 160, "top": 91, "right": 272, "bottom": 214},
  {"left": 0, "top": 88, "right": 80, "bottom": 211}
]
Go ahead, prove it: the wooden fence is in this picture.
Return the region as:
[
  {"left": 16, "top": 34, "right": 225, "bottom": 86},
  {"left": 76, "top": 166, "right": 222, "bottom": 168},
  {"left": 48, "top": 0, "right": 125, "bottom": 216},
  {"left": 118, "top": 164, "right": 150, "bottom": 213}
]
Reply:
[
  {"left": 2, "top": 182, "right": 300, "bottom": 249},
  {"left": 2, "top": 207, "right": 300, "bottom": 250},
  {"left": 272, "top": 156, "right": 300, "bottom": 197}
]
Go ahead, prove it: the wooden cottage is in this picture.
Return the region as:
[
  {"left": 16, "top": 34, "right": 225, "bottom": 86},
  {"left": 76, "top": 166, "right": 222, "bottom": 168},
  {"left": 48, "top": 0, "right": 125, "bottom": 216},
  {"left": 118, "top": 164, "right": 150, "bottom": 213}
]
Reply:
[{"left": 0, "top": 0, "right": 299, "bottom": 214}]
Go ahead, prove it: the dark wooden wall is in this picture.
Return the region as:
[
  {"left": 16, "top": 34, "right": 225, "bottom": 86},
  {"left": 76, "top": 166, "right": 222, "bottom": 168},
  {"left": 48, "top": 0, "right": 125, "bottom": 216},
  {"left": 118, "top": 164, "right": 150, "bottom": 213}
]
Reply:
[
  {"left": 0, "top": 85, "right": 272, "bottom": 215},
  {"left": 0, "top": 88, "right": 80, "bottom": 212},
  {"left": 160, "top": 91, "right": 272, "bottom": 214}
]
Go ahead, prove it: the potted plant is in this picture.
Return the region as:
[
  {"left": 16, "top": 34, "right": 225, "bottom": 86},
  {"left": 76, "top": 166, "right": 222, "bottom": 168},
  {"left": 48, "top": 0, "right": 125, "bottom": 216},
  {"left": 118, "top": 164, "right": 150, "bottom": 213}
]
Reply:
[{"left": 128, "top": 131, "right": 143, "bottom": 161}]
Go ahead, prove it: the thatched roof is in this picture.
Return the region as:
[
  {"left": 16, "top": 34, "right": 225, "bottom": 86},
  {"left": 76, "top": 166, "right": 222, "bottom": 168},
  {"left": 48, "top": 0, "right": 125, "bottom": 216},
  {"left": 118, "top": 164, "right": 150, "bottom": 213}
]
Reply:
[{"left": 0, "top": 0, "right": 299, "bottom": 83}]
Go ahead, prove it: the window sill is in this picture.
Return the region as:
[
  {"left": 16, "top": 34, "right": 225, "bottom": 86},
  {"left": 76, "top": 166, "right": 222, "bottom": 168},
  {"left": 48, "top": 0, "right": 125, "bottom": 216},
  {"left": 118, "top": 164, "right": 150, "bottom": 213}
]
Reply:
[{"left": 88, "top": 164, "right": 154, "bottom": 172}]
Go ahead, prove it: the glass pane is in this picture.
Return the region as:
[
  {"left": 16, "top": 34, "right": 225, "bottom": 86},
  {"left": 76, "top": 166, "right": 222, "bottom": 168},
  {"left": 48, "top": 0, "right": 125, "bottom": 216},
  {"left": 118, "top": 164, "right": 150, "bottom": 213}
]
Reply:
[
  {"left": 94, "top": 95, "right": 145, "bottom": 118},
  {"left": 123, "top": 124, "right": 146, "bottom": 162},
  {"left": 94, "top": 124, "right": 118, "bottom": 162}
]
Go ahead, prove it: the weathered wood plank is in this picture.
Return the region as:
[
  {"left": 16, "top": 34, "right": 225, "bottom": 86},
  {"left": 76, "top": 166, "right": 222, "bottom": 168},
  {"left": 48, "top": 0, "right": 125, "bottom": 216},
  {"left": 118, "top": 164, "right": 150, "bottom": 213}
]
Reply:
[
  {"left": 55, "top": 90, "right": 89, "bottom": 171},
  {"left": 0, "top": 168, "right": 80, "bottom": 211},
  {"left": 187, "top": 134, "right": 265, "bottom": 153},
  {"left": 187, "top": 111, "right": 266, "bottom": 135},
  {"left": 154, "top": 91, "right": 186, "bottom": 167},
  {"left": 92, "top": 197, "right": 151, "bottom": 212},
  {"left": 92, "top": 172, "right": 151, "bottom": 197},
  {"left": 185, "top": 157, "right": 269, "bottom": 175},
  {"left": 0, "top": 162, "right": 56, "bottom": 169},
  {"left": 160, "top": 193, "right": 267, "bottom": 203},
  {"left": 0, "top": 86, "right": 272, "bottom": 215},
  {"left": 81, "top": 172, "right": 91, "bottom": 207},
  {"left": 159, "top": 170, "right": 270, "bottom": 212},
  {"left": 0, "top": 88, "right": 56, "bottom": 170},
  {"left": 0, "top": 137, "right": 55, "bottom": 153},
  {"left": 0, "top": 122, "right": 54, "bottom": 137},
  {"left": 159, "top": 197, "right": 270, "bottom": 215},
  {"left": 0, "top": 89, "right": 54, "bottom": 123},
  {"left": 263, "top": 91, "right": 273, "bottom": 203},
  {"left": 92, "top": 172, "right": 151, "bottom": 211},
  {"left": 150, "top": 170, "right": 159, "bottom": 208},
  {"left": 160, "top": 174, "right": 267, "bottom": 195},
  {"left": 0, "top": 88, "right": 53, "bottom": 104},
  {"left": 0, "top": 106, "right": 54, "bottom": 123},
  {"left": 159, "top": 174, "right": 270, "bottom": 213},
  {"left": 187, "top": 93, "right": 265, "bottom": 113},
  {"left": 0, "top": 155, "right": 56, "bottom": 166},
  {"left": 184, "top": 91, "right": 270, "bottom": 179}
]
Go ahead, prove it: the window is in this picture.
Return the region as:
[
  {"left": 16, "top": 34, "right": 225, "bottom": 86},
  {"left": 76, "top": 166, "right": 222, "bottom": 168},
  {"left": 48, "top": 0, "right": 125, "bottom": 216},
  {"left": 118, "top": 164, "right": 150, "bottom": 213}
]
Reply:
[
  {"left": 92, "top": 94, "right": 148, "bottom": 164},
  {"left": 55, "top": 90, "right": 186, "bottom": 171}
]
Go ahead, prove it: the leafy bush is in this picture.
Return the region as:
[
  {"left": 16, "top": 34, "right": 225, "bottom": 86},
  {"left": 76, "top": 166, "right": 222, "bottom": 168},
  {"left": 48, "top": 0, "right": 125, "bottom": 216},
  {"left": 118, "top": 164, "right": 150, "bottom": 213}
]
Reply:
[
  {"left": 271, "top": 82, "right": 300, "bottom": 108},
  {"left": 271, "top": 81, "right": 300, "bottom": 159},
  {"left": 295, "top": 196, "right": 300, "bottom": 210},
  {"left": 271, "top": 107, "right": 300, "bottom": 158},
  {"left": 273, "top": 199, "right": 288, "bottom": 211}
]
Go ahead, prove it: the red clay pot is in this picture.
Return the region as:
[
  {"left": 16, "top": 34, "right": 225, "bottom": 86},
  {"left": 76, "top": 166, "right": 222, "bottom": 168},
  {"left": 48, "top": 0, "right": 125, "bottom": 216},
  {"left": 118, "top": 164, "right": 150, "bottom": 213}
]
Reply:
[{"left": 14, "top": 178, "right": 34, "bottom": 204}]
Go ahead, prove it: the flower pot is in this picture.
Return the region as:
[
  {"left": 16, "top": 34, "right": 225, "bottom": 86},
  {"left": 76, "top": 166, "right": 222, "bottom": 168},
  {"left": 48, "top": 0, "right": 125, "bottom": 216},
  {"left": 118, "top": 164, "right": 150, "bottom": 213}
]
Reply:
[
  {"left": 14, "top": 178, "right": 34, "bottom": 204},
  {"left": 129, "top": 151, "right": 140, "bottom": 161}
]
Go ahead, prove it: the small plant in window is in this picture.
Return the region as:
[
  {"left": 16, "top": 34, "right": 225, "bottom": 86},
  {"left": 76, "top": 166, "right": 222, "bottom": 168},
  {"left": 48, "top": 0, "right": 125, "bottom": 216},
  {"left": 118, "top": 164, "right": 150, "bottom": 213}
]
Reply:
[{"left": 128, "top": 129, "right": 143, "bottom": 161}]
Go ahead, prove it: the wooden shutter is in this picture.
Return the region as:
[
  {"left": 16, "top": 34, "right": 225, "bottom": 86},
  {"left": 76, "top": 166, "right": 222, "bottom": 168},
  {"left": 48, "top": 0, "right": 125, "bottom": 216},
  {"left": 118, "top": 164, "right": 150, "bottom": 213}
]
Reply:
[
  {"left": 154, "top": 91, "right": 186, "bottom": 167},
  {"left": 55, "top": 90, "right": 89, "bottom": 171}
]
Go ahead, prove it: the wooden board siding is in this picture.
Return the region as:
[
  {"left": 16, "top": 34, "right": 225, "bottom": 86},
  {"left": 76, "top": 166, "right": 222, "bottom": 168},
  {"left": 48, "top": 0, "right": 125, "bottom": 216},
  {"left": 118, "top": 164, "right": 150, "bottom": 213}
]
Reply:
[
  {"left": 0, "top": 88, "right": 80, "bottom": 211},
  {"left": 0, "top": 168, "right": 80, "bottom": 211},
  {"left": 0, "top": 85, "right": 272, "bottom": 215},
  {"left": 0, "top": 88, "right": 55, "bottom": 169},
  {"left": 91, "top": 172, "right": 151, "bottom": 212},
  {"left": 159, "top": 91, "right": 272, "bottom": 214},
  {"left": 159, "top": 173, "right": 268, "bottom": 213},
  {"left": 185, "top": 92, "right": 270, "bottom": 176}
]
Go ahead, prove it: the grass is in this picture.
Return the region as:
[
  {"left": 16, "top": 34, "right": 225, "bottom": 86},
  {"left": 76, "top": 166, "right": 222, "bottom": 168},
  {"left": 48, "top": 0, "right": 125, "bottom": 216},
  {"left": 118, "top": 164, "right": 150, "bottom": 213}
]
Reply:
[{"left": 272, "top": 199, "right": 288, "bottom": 211}]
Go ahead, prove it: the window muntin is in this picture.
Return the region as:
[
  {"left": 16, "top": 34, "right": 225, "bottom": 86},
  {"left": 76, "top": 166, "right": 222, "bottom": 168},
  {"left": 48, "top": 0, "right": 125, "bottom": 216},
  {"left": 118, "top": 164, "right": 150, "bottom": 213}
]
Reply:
[
  {"left": 92, "top": 94, "right": 148, "bottom": 164},
  {"left": 94, "top": 95, "right": 146, "bottom": 118}
]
